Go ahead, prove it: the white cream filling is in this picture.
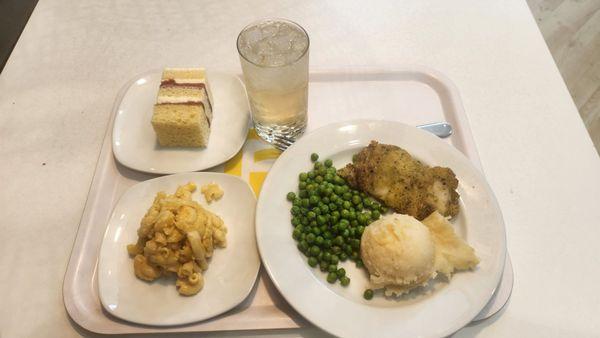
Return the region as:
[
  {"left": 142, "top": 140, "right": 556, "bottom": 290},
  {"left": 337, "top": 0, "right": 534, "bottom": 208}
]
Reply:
[{"left": 157, "top": 95, "right": 203, "bottom": 104}]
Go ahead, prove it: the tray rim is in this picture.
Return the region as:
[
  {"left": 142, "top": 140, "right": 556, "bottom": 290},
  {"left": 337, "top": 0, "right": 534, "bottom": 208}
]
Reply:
[{"left": 62, "top": 65, "right": 511, "bottom": 335}]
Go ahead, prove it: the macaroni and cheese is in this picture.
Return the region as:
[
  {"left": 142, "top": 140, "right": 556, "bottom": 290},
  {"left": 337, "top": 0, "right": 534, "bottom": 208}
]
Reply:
[{"left": 127, "top": 182, "right": 227, "bottom": 296}]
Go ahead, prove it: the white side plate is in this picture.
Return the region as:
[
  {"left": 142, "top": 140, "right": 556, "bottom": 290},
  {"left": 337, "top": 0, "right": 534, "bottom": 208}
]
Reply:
[
  {"left": 98, "top": 173, "right": 260, "bottom": 326},
  {"left": 256, "top": 120, "right": 507, "bottom": 338},
  {"left": 112, "top": 71, "right": 250, "bottom": 174}
]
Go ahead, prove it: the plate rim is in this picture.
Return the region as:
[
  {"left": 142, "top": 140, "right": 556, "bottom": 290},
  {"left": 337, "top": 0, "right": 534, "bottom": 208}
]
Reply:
[
  {"left": 97, "top": 172, "right": 260, "bottom": 326},
  {"left": 255, "top": 119, "right": 507, "bottom": 338},
  {"left": 111, "top": 70, "right": 250, "bottom": 175}
]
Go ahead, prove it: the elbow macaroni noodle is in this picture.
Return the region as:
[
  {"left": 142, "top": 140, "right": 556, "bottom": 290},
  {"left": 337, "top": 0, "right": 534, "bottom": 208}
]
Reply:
[{"left": 127, "top": 182, "right": 227, "bottom": 296}]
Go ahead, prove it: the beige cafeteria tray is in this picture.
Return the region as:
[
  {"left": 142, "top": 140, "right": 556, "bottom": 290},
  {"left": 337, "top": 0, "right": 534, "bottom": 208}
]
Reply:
[{"left": 63, "top": 66, "right": 513, "bottom": 334}]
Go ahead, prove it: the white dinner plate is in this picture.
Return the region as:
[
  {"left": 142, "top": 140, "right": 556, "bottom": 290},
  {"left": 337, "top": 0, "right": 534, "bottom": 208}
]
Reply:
[
  {"left": 256, "top": 120, "right": 506, "bottom": 338},
  {"left": 98, "top": 173, "right": 260, "bottom": 326},
  {"left": 112, "top": 71, "right": 250, "bottom": 174}
]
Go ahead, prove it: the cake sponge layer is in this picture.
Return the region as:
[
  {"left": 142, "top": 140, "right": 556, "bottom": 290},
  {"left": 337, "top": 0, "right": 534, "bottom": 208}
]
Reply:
[
  {"left": 156, "top": 86, "right": 207, "bottom": 104},
  {"left": 162, "top": 68, "right": 206, "bottom": 83},
  {"left": 151, "top": 103, "right": 210, "bottom": 147}
]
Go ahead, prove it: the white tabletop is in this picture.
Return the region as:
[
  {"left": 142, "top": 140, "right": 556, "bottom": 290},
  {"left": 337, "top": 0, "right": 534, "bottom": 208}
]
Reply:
[{"left": 1, "top": 0, "right": 599, "bottom": 337}]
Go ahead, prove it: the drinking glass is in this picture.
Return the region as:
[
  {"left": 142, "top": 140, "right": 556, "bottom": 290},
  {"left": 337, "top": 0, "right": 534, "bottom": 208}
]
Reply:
[{"left": 237, "top": 18, "right": 309, "bottom": 149}]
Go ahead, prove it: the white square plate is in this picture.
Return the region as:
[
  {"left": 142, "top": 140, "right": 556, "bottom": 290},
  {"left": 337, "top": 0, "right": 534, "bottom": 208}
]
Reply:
[
  {"left": 112, "top": 71, "right": 250, "bottom": 174},
  {"left": 98, "top": 173, "right": 260, "bottom": 326}
]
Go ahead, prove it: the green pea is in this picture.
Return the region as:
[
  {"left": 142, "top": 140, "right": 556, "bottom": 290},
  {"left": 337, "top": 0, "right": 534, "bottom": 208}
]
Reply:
[
  {"left": 299, "top": 240, "right": 308, "bottom": 251},
  {"left": 342, "top": 229, "right": 350, "bottom": 238},
  {"left": 309, "top": 220, "right": 317, "bottom": 227},
  {"left": 332, "top": 246, "right": 342, "bottom": 255},
  {"left": 341, "top": 201, "right": 351, "bottom": 210},
  {"left": 292, "top": 229, "right": 301, "bottom": 240},
  {"left": 301, "top": 199, "right": 309, "bottom": 207},
  {"left": 356, "top": 259, "right": 364, "bottom": 269},
  {"left": 328, "top": 264, "right": 338, "bottom": 273},
  {"left": 340, "top": 276, "right": 350, "bottom": 286},
  {"left": 299, "top": 172, "right": 308, "bottom": 181},
  {"left": 309, "top": 195, "right": 319, "bottom": 206},
  {"left": 291, "top": 206, "right": 300, "bottom": 215},
  {"left": 307, "top": 211, "right": 316, "bottom": 220},
  {"left": 363, "top": 289, "right": 374, "bottom": 300},
  {"left": 331, "top": 224, "right": 339, "bottom": 234},
  {"left": 309, "top": 245, "right": 320, "bottom": 256},
  {"left": 343, "top": 192, "right": 352, "bottom": 201},
  {"left": 299, "top": 233, "right": 306, "bottom": 242},
  {"left": 315, "top": 236, "right": 324, "bottom": 246},
  {"left": 320, "top": 261, "right": 329, "bottom": 271},
  {"left": 286, "top": 192, "right": 296, "bottom": 201},
  {"left": 327, "top": 272, "right": 337, "bottom": 283},
  {"left": 357, "top": 226, "right": 365, "bottom": 235},
  {"left": 311, "top": 226, "right": 321, "bottom": 235},
  {"left": 380, "top": 206, "right": 389, "bottom": 213},
  {"left": 339, "top": 221, "right": 348, "bottom": 231},
  {"left": 341, "top": 209, "right": 350, "bottom": 219},
  {"left": 336, "top": 268, "right": 346, "bottom": 278},
  {"left": 351, "top": 195, "right": 361, "bottom": 205},
  {"left": 307, "top": 257, "right": 317, "bottom": 267},
  {"left": 349, "top": 228, "right": 356, "bottom": 237},
  {"left": 297, "top": 243, "right": 306, "bottom": 255},
  {"left": 322, "top": 196, "right": 330, "bottom": 204},
  {"left": 372, "top": 210, "right": 381, "bottom": 219},
  {"left": 291, "top": 217, "right": 300, "bottom": 226},
  {"left": 348, "top": 211, "right": 356, "bottom": 221},
  {"left": 311, "top": 153, "right": 319, "bottom": 162},
  {"left": 317, "top": 215, "right": 326, "bottom": 225},
  {"left": 344, "top": 244, "right": 353, "bottom": 254},
  {"left": 323, "top": 239, "right": 332, "bottom": 248},
  {"left": 324, "top": 159, "right": 333, "bottom": 167},
  {"left": 330, "top": 255, "right": 339, "bottom": 265},
  {"left": 308, "top": 171, "right": 316, "bottom": 179},
  {"left": 339, "top": 252, "right": 348, "bottom": 261},
  {"left": 333, "top": 236, "right": 344, "bottom": 246}
]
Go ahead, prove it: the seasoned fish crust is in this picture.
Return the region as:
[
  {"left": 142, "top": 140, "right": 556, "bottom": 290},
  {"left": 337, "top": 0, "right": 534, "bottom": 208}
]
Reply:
[{"left": 338, "top": 141, "right": 459, "bottom": 220}]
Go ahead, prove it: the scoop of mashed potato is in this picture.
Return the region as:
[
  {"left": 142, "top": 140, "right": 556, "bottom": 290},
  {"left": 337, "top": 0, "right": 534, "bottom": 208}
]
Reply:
[{"left": 361, "top": 214, "right": 437, "bottom": 295}]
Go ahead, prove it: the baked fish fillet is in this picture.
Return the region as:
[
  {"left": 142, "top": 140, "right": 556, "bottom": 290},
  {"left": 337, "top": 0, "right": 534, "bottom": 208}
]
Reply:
[{"left": 338, "top": 141, "right": 460, "bottom": 220}]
